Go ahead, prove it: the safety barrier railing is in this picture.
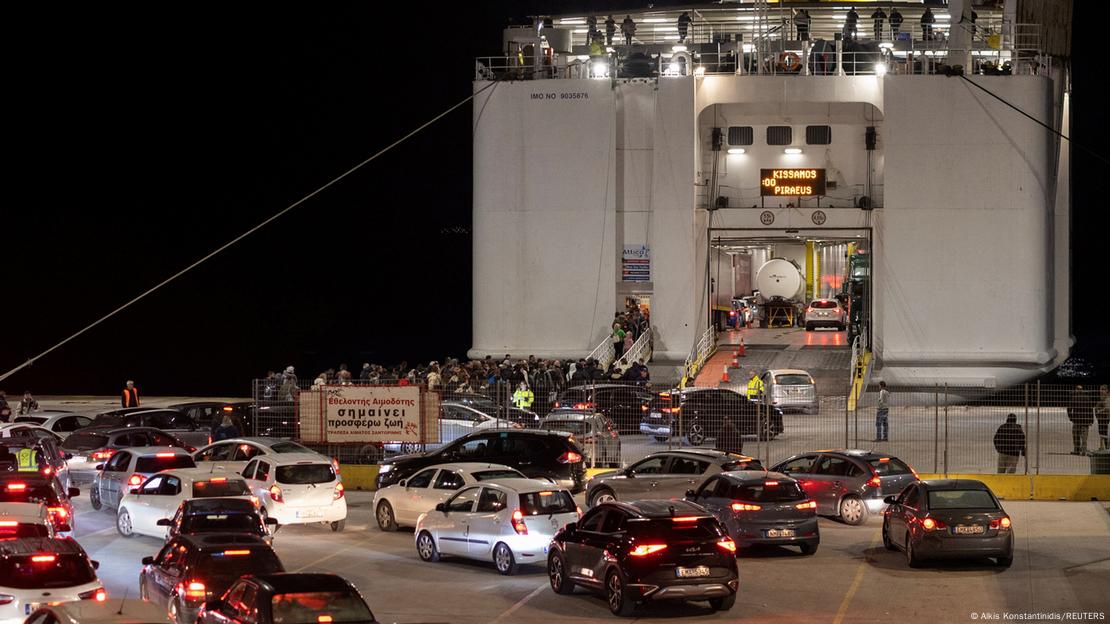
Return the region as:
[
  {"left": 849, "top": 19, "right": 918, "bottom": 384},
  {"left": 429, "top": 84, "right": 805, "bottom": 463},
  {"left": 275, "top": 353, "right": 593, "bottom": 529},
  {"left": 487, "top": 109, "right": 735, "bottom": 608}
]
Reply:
[
  {"left": 680, "top": 326, "right": 718, "bottom": 389},
  {"left": 622, "top": 327, "right": 653, "bottom": 367},
  {"left": 586, "top": 333, "right": 617, "bottom": 371}
]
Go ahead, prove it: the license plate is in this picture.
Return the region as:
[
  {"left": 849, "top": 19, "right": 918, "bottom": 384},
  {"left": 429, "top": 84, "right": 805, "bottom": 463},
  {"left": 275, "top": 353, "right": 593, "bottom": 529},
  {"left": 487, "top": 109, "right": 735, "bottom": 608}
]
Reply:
[
  {"left": 296, "top": 510, "right": 322, "bottom": 519},
  {"left": 954, "top": 525, "right": 984, "bottom": 535},
  {"left": 650, "top": 412, "right": 662, "bottom": 418},
  {"left": 675, "top": 566, "right": 710, "bottom": 578},
  {"left": 766, "top": 528, "right": 795, "bottom": 538}
]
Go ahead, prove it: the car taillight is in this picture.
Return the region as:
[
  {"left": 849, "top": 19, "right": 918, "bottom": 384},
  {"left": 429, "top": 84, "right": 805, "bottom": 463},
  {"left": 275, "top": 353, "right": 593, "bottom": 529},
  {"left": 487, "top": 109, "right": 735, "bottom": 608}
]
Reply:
[
  {"left": 553, "top": 402, "right": 560, "bottom": 408},
  {"left": 250, "top": 496, "right": 260, "bottom": 507},
  {"left": 511, "top": 509, "right": 528, "bottom": 535},
  {"left": 5, "top": 483, "right": 26, "bottom": 492},
  {"left": 672, "top": 516, "right": 700, "bottom": 522},
  {"left": 318, "top": 617, "right": 333, "bottom": 624},
  {"left": 79, "top": 588, "right": 107, "bottom": 602},
  {"left": 334, "top": 483, "right": 345, "bottom": 500},
  {"left": 48, "top": 506, "right": 68, "bottom": 521},
  {"left": 42, "top": 466, "right": 53, "bottom": 476},
  {"left": 31, "top": 554, "right": 56, "bottom": 563},
  {"left": 661, "top": 407, "right": 680, "bottom": 414},
  {"left": 795, "top": 500, "right": 818, "bottom": 510},
  {"left": 990, "top": 516, "right": 1012, "bottom": 530},
  {"left": 182, "top": 581, "right": 207, "bottom": 601},
  {"left": 269, "top": 484, "right": 283, "bottom": 502},
  {"left": 731, "top": 503, "right": 762, "bottom": 512},
  {"left": 332, "top": 457, "right": 341, "bottom": 474},
  {"left": 184, "top": 446, "right": 197, "bottom": 453},
  {"left": 717, "top": 537, "right": 737, "bottom": 553},
  {"left": 128, "top": 474, "right": 144, "bottom": 487},
  {"left": 921, "top": 517, "right": 947, "bottom": 531},
  {"left": 0, "top": 520, "right": 18, "bottom": 527},
  {"left": 573, "top": 402, "right": 593, "bottom": 410},
  {"left": 866, "top": 474, "right": 882, "bottom": 488},
  {"left": 0, "top": 594, "right": 13, "bottom": 605},
  {"left": 221, "top": 550, "right": 251, "bottom": 556},
  {"left": 91, "top": 449, "right": 116, "bottom": 461},
  {"left": 155, "top": 452, "right": 176, "bottom": 458},
  {"left": 629, "top": 544, "right": 668, "bottom": 556},
  {"left": 557, "top": 451, "right": 583, "bottom": 464},
  {"left": 641, "top": 405, "right": 648, "bottom": 412}
]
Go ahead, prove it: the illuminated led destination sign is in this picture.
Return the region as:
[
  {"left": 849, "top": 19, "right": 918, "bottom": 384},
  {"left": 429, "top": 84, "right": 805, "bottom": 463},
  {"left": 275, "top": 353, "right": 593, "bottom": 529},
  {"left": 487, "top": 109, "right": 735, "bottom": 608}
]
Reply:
[{"left": 760, "top": 168, "right": 826, "bottom": 197}]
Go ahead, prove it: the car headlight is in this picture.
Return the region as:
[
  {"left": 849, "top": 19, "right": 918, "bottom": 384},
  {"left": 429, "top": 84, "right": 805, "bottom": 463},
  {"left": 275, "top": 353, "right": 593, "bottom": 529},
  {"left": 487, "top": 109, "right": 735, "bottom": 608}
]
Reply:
[{"left": 379, "top": 464, "right": 393, "bottom": 474}]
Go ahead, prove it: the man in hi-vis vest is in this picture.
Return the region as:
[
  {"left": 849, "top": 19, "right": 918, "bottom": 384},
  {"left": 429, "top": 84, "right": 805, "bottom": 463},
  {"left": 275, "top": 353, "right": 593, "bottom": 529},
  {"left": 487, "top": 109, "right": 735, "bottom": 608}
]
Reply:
[{"left": 122, "top": 380, "right": 140, "bottom": 408}]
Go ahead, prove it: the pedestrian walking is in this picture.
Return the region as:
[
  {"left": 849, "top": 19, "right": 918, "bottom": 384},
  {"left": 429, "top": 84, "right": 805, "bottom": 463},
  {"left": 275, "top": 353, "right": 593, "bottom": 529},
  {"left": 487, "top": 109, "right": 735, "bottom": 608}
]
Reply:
[
  {"left": 1067, "top": 385, "right": 1093, "bottom": 455},
  {"left": 18, "top": 391, "right": 39, "bottom": 416},
  {"left": 120, "top": 380, "right": 140, "bottom": 408},
  {"left": 1097, "top": 385, "right": 1110, "bottom": 450},
  {"left": 621, "top": 15, "right": 635, "bottom": 45},
  {"left": 874, "top": 381, "right": 890, "bottom": 442},
  {"left": 845, "top": 7, "right": 859, "bottom": 41},
  {"left": 611, "top": 322, "right": 627, "bottom": 359},
  {"left": 586, "top": 15, "right": 598, "bottom": 43},
  {"left": 920, "top": 7, "right": 935, "bottom": 41},
  {"left": 794, "top": 9, "right": 811, "bottom": 41},
  {"left": 992, "top": 413, "right": 1026, "bottom": 473},
  {"left": 677, "top": 12, "right": 692, "bottom": 43},
  {"left": 889, "top": 8, "right": 904, "bottom": 38},
  {"left": 604, "top": 15, "right": 616, "bottom": 46},
  {"left": 0, "top": 391, "right": 11, "bottom": 423},
  {"left": 870, "top": 7, "right": 887, "bottom": 40}
]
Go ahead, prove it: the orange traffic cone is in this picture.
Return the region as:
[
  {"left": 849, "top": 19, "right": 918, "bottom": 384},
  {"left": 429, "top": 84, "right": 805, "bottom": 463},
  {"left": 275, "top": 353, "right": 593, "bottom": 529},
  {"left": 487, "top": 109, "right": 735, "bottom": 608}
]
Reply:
[
  {"left": 738, "top": 338, "right": 746, "bottom": 357},
  {"left": 721, "top": 364, "right": 730, "bottom": 383},
  {"left": 731, "top": 353, "right": 739, "bottom": 367}
]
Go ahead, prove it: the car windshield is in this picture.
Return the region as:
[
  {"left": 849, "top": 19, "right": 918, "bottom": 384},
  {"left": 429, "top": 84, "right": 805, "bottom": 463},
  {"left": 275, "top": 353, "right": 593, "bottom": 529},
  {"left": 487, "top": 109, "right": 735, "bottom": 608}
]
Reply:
[
  {"left": 276, "top": 464, "right": 336, "bottom": 485},
  {"left": 722, "top": 459, "right": 764, "bottom": 471},
  {"left": 810, "top": 300, "right": 838, "bottom": 309},
  {"left": 540, "top": 420, "right": 589, "bottom": 436},
  {"left": 927, "top": 489, "right": 999, "bottom": 510},
  {"left": 473, "top": 469, "right": 525, "bottom": 481},
  {"left": 630, "top": 517, "right": 721, "bottom": 541},
  {"left": 729, "top": 481, "right": 807, "bottom": 503},
  {"left": 135, "top": 455, "right": 196, "bottom": 473},
  {"left": 519, "top": 490, "right": 577, "bottom": 516},
  {"left": 0, "top": 522, "right": 50, "bottom": 538},
  {"left": 774, "top": 374, "right": 813, "bottom": 385},
  {"left": 181, "top": 512, "right": 261, "bottom": 534},
  {"left": 192, "top": 480, "right": 251, "bottom": 497},
  {"left": 13, "top": 417, "right": 47, "bottom": 425},
  {"left": 868, "top": 457, "right": 914, "bottom": 475},
  {"left": 0, "top": 554, "right": 97, "bottom": 589},
  {"left": 90, "top": 415, "right": 123, "bottom": 427},
  {"left": 0, "top": 484, "right": 59, "bottom": 505},
  {"left": 196, "top": 549, "right": 282, "bottom": 581},
  {"left": 271, "top": 591, "right": 374, "bottom": 624},
  {"left": 269, "top": 442, "right": 312, "bottom": 454},
  {"left": 60, "top": 433, "right": 109, "bottom": 451}
]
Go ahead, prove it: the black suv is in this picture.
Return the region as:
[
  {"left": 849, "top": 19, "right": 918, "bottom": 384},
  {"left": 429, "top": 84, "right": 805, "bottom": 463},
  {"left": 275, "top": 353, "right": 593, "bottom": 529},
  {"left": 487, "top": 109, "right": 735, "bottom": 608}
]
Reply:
[
  {"left": 160, "top": 498, "right": 276, "bottom": 544},
  {"left": 553, "top": 384, "right": 655, "bottom": 433},
  {"left": 641, "top": 388, "right": 784, "bottom": 446},
  {"left": 376, "top": 429, "right": 587, "bottom": 493},
  {"left": 83, "top": 408, "right": 209, "bottom": 449},
  {"left": 548, "top": 500, "right": 739, "bottom": 616},
  {"left": 197, "top": 573, "right": 379, "bottom": 624},
  {"left": 0, "top": 472, "right": 80, "bottom": 535},
  {"left": 140, "top": 533, "right": 284, "bottom": 624}
]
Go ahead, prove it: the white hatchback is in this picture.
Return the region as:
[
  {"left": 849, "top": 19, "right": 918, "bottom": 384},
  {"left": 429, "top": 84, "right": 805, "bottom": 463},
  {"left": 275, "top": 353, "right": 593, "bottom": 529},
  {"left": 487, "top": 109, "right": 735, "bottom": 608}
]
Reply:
[
  {"left": 415, "top": 479, "right": 580, "bottom": 575},
  {"left": 0, "top": 502, "right": 54, "bottom": 539},
  {"left": 0, "top": 537, "right": 105, "bottom": 624},
  {"left": 373, "top": 462, "right": 526, "bottom": 530},
  {"left": 240, "top": 453, "right": 347, "bottom": 531},
  {"left": 191, "top": 437, "right": 323, "bottom": 474},
  {"left": 115, "top": 468, "right": 255, "bottom": 539}
]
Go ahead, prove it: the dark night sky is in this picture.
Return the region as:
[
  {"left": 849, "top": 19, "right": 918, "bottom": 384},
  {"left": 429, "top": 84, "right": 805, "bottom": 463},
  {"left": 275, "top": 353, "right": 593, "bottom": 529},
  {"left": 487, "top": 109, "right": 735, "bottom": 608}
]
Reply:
[{"left": 3, "top": 3, "right": 1102, "bottom": 397}]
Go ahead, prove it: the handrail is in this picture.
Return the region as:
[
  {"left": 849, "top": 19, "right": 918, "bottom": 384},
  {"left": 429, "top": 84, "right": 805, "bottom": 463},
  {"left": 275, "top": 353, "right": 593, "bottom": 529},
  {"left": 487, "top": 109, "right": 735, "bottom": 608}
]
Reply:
[
  {"left": 680, "top": 326, "right": 717, "bottom": 389},
  {"left": 587, "top": 333, "right": 616, "bottom": 370},
  {"left": 623, "top": 327, "right": 654, "bottom": 366}
]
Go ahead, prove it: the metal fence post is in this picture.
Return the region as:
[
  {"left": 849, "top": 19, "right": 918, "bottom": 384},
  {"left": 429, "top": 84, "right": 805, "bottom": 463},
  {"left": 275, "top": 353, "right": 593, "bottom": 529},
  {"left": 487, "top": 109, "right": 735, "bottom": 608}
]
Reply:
[
  {"left": 933, "top": 384, "right": 939, "bottom": 474},
  {"left": 943, "top": 383, "right": 949, "bottom": 477},
  {"left": 1023, "top": 383, "right": 1029, "bottom": 475},
  {"left": 1035, "top": 381, "right": 1041, "bottom": 476}
]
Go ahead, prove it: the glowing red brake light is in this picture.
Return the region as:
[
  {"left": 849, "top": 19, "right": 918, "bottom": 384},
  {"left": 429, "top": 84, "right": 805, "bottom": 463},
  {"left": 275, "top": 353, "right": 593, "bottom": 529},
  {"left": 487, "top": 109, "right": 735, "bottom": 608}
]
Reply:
[
  {"left": 629, "top": 544, "right": 668, "bottom": 556},
  {"left": 155, "top": 452, "right": 176, "bottom": 458},
  {"left": 269, "top": 484, "right": 283, "bottom": 502},
  {"left": 92, "top": 449, "right": 116, "bottom": 461},
  {"left": 183, "top": 581, "right": 206, "bottom": 600},
  {"left": 78, "top": 588, "right": 107, "bottom": 602},
  {"left": 209, "top": 477, "right": 227, "bottom": 483},
  {"left": 42, "top": 466, "right": 53, "bottom": 476},
  {"left": 128, "top": 474, "right": 144, "bottom": 487},
  {"left": 672, "top": 516, "right": 700, "bottom": 522},
  {"left": 764, "top": 480, "right": 779, "bottom": 487},
  {"left": 557, "top": 451, "right": 583, "bottom": 464},
  {"left": 334, "top": 483, "right": 345, "bottom": 500},
  {"left": 921, "top": 517, "right": 947, "bottom": 531},
  {"left": 0, "top": 521, "right": 18, "bottom": 527},
  {"left": 222, "top": 406, "right": 234, "bottom": 412},
  {"left": 222, "top": 550, "right": 250, "bottom": 556},
  {"left": 318, "top": 617, "right": 333, "bottom": 623},
  {"left": 31, "top": 555, "right": 56, "bottom": 563},
  {"left": 731, "top": 502, "right": 761, "bottom": 512},
  {"left": 866, "top": 475, "right": 882, "bottom": 488},
  {"left": 6, "top": 483, "right": 27, "bottom": 492},
  {"left": 573, "top": 402, "right": 594, "bottom": 410},
  {"left": 795, "top": 500, "right": 818, "bottom": 510},
  {"left": 990, "top": 516, "right": 1012, "bottom": 530},
  {"left": 48, "top": 506, "right": 68, "bottom": 520},
  {"left": 717, "top": 537, "right": 737, "bottom": 553},
  {"left": 511, "top": 509, "right": 528, "bottom": 535}
]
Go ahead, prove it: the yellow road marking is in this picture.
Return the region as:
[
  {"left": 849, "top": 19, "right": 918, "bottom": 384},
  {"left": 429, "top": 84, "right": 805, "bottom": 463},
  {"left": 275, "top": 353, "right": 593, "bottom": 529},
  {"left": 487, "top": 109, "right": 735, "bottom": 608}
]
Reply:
[{"left": 832, "top": 530, "right": 880, "bottom": 624}]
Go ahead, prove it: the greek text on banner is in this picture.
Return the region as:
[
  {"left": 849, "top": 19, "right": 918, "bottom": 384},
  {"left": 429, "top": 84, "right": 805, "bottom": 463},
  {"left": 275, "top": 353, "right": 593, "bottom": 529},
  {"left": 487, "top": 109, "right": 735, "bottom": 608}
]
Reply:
[{"left": 323, "top": 385, "right": 423, "bottom": 443}]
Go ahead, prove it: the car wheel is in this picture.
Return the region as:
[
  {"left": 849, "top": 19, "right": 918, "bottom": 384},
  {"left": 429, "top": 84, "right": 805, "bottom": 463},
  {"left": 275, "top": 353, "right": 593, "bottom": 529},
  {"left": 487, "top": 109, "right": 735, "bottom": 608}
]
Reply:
[
  {"left": 838, "top": 495, "right": 868, "bottom": 526},
  {"left": 996, "top": 554, "right": 1013, "bottom": 568},
  {"left": 416, "top": 531, "right": 440, "bottom": 562},
  {"left": 116, "top": 507, "right": 134, "bottom": 537},
  {"left": 330, "top": 519, "right": 345, "bottom": 532},
  {"left": 709, "top": 593, "right": 737, "bottom": 611},
  {"left": 805, "top": 323, "right": 813, "bottom": 331},
  {"left": 882, "top": 520, "right": 897, "bottom": 551},
  {"left": 906, "top": 532, "right": 922, "bottom": 568},
  {"left": 376, "top": 500, "right": 398, "bottom": 531},
  {"left": 686, "top": 423, "right": 706, "bottom": 446},
  {"left": 799, "top": 542, "right": 818, "bottom": 556},
  {"left": 494, "top": 542, "right": 518, "bottom": 576},
  {"left": 89, "top": 486, "right": 102, "bottom": 511},
  {"left": 548, "top": 552, "right": 575, "bottom": 595},
  {"left": 606, "top": 569, "right": 636, "bottom": 617},
  {"left": 590, "top": 487, "right": 617, "bottom": 507}
]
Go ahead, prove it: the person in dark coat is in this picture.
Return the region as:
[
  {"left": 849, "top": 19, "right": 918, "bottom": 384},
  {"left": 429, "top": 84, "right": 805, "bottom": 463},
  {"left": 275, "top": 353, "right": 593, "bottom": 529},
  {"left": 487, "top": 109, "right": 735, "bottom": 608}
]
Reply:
[
  {"left": 717, "top": 415, "right": 743, "bottom": 454},
  {"left": 889, "top": 8, "right": 904, "bottom": 37},
  {"left": 870, "top": 7, "right": 887, "bottom": 40},
  {"left": 1096, "top": 384, "right": 1110, "bottom": 450},
  {"left": 1067, "top": 385, "right": 1094, "bottom": 455},
  {"left": 604, "top": 15, "right": 616, "bottom": 46},
  {"left": 993, "top": 413, "right": 1025, "bottom": 473},
  {"left": 212, "top": 414, "right": 241, "bottom": 442},
  {"left": 920, "top": 7, "right": 935, "bottom": 41},
  {"left": 677, "top": 12, "right": 692, "bottom": 43},
  {"left": 621, "top": 15, "right": 636, "bottom": 45},
  {"left": 0, "top": 391, "right": 10, "bottom": 423}
]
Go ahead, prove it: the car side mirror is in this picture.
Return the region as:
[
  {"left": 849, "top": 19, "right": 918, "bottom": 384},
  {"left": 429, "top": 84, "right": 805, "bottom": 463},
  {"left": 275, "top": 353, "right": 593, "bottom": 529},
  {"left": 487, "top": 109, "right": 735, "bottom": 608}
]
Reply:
[
  {"left": 399, "top": 479, "right": 407, "bottom": 488},
  {"left": 265, "top": 517, "right": 278, "bottom": 525},
  {"left": 91, "top": 560, "right": 100, "bottom": 570},
  {"left": 624, "top": 469, "right": 635, "bottom": 478},
  {"left": 435, "top": 503, "right": 447, "bottom": 513},
  {"left": 157, "top": 518, "right": 173, "bottom": 527},
  {"left": 129, "top": 487, "right": 141, "bottom": 495},
  {"left": 883, "top": 496, "right": 898, "bottom": 505},
  {"left": 63, "top": 452, "right": 73, "bottom": 460},
  {"left": 95, "top": 464, "right": 104, "bottom": 471},
  {"left": 563, "top": 521, "right": 577, "bottom": 534},
  {"left": 68, "top": 487, "right": 80, "bottom": 497},
  {"left": 685, "top": 489, "right": 696, "bottom": 498},
  {"left": 142, "top": 556, "right": 154, "bottom": 565}
]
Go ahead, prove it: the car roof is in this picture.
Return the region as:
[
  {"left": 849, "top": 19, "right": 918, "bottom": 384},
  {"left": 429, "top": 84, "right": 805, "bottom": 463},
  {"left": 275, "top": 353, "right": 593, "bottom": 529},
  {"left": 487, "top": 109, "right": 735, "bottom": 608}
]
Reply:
[
  {"left": 46, "top": 599, "right": 169, "bottom": 624},
  {"left": 540, "top": 411, "right": 597, "bottom": 421},
  {"left": 169, "top": 401, "right": 251, "bottom": 408},
  {"left": 766, "top": 369, "right": 813, "bottom": 376},
  {"left": 423, "top": 462, "right": 520, "bottom": 473},
  {"left": 204, "top": 437, "right": 307, "bottom": 448},
  {"left": 612, "top": 499, "right": 711, "bottom": 519},
  {"left": 178, "top": 533, "right": 270, "bottom": 550},
  {"left": 250, "top": 573, "right": 354, "bottom": 594},
  {"left": 121, "top": 446, "right": 190, "bottom": 456},
  {"left": 0, "top": 536, "right": 86, "bottom": 556},
  {"left": 719, "top": 470, "right": 793, "bottom": 483},
  {"left": 260, "top": 453, "right": 334, "bottom": 466},
  {"left": 461, "top": 428, "right": 570, "bottom": 440},
  {"left": 919, "top": 479, "right": 990, "bottom": 491},
  {"left": 476, "top": 478, "right": 567, "bottom": 493},
  {"left": 159, "top": 467, "right": 249, "bottom": 482},
  {"left": 808, "top": 449, "right": 889, "bottom": 460},
  {"left": 650, "top": 448, "right": 756, "bottom": 463},
  {"left": 182, "top": 498, "right": 256, "bottom": 512}
]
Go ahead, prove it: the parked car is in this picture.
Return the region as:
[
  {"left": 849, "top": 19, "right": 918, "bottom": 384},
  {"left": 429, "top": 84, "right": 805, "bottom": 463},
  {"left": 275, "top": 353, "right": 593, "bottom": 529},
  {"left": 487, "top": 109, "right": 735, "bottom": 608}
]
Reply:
[
  {"left": 83, "top": 408, "right": 210, "bottom": 449},
  {"left": 373, "top": 462, "right": 525, "bottom": 531},
  {"left": 196, "top": 573, "right": 379, "bottom": 624},
  {"left": 640, "top": 388, "right": 784, "bottom": 445},
  {"left": 538, "top": 410, "right": 621, "bottom": 468},
  {"left": 192, "top": 437, "right": 320, "bottom": 474},
  {"left": 140, "top": 534, "right": 283, "bottom": 624},
  {"left": 0, "top": 474, "right": 80, "bottom": 537},
  {"left": 0, "top": 435, "right": 72, "bottom": 491},
  {"left": 882, "top": 479, "right": 1014, "bottom": 567},
  {"left": 771, "top": 450, "right": 918, "bottom": 525},
  {"left": 552, "top": 384, "right": 655, "bottom": 433},
  {"left": 90, "top": 447, "right": 196, "bottom": 512},
  {"left": 377, "top": 430, "right": 587, "bottom": 493},
  {"left": 805, "top": 298, "right": 847, "bottom": 331},
  {"left": 162, "top": 497, "right": 276, "bottom": 545},
  {"left": 442, "top": 392, "right": 539, "bottom": 424},
  {"left": 585, "top": 449, "right": 763, "bottom": 508},
  {"left": 11, "top": 412, "right": 93, "bottom": 440},
  {"left": 547, "top": 500, "right": 739, "bottom": 616},
  {"left": 115, "top": 468, "right": 255, "bottom": 539},
  {"left": 62, "top": 427, "right": 194, "bottom": 485},
  {"left": 384, "top": 402, "right": 519, "bottom": 456},
  {"left": 167, "top": 401, "right": 254, "bottom": 435},
  {"left": 0, "top": 537, "right": 105, "bottom": 622},
  {"left": 685, "top": 470, "right": 819, "bottom": 554},
  {"left": 0, "top": 501, "right": 55, "bottom": 539},
  {"left": 760, "top": 369, "right": 819, "bottom": 414},
  {"left": 415, "top": 479, "right": 580, "bottom": 575},
  {"left": 25, "top": 599, "right": 168, "bottom": 624},
  {"left": 240, "top": 453, "right": 347, "bottom": 532}
]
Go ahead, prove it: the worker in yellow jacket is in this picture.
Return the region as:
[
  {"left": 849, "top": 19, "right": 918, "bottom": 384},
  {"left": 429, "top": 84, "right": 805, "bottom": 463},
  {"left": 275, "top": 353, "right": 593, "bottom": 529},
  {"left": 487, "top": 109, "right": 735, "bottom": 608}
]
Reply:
[
  {"left": 746, "top": 371, "right": 765, "bottom": 400},
  {"left": 512, "top": 382, "right": 535, "bottom": 410}
]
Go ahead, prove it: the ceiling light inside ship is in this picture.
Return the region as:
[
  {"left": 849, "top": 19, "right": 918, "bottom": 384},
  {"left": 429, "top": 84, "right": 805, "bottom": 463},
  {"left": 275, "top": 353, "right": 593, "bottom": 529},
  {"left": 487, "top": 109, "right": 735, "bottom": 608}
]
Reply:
[
  {"left": 727, "top": 148, "right": 745, "bottom": 154},
  {"left": 784, "top": 148, "right": 803, "bottom": 155}
]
